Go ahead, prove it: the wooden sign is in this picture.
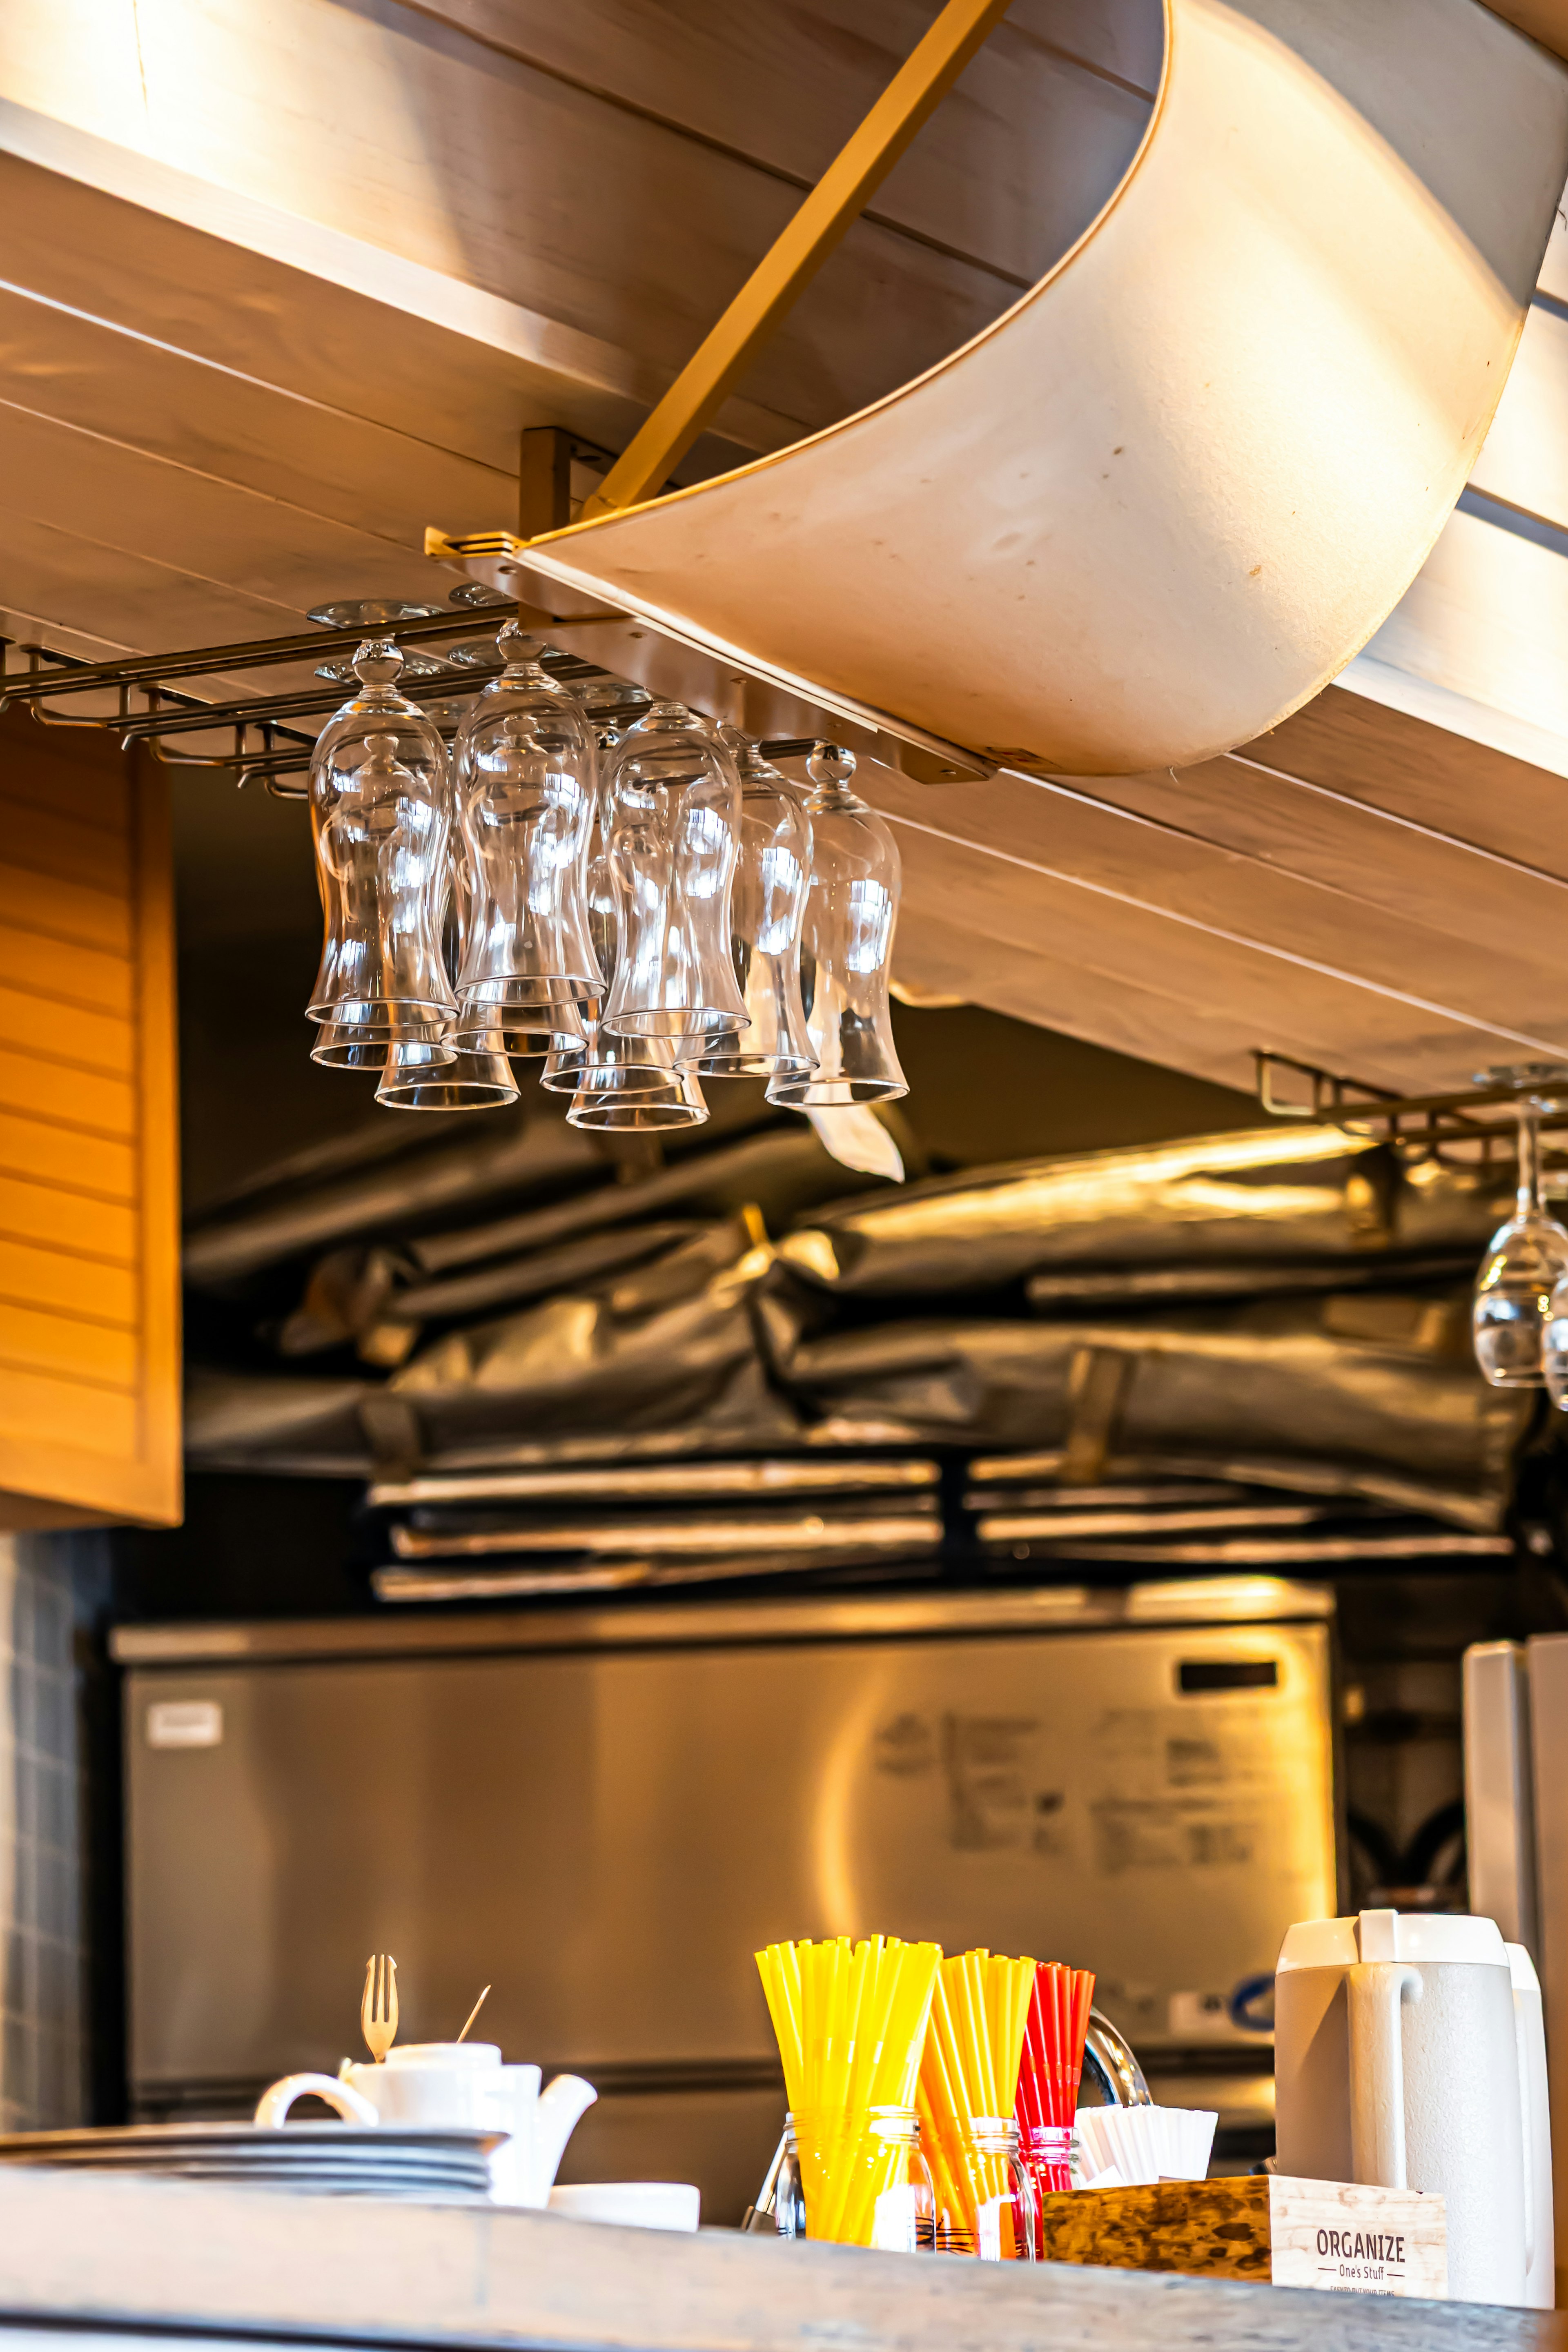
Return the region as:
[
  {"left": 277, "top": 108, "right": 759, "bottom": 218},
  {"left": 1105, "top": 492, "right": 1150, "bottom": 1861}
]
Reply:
[
  {"left": 1036, "top": 2172, "right": 1447, "bottom": 2299},
  {"left": 1267, "top": 2176, "right": 1448, "bottom": 2299}
]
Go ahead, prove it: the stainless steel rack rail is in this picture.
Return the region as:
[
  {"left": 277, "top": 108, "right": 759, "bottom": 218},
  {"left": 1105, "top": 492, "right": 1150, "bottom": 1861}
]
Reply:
[
  {"left": 0, "top": 607, "right": 837, "bottom": 797},
  {"left": 1255, "top": 1048, "right": 1568, "bottom": 1157}
]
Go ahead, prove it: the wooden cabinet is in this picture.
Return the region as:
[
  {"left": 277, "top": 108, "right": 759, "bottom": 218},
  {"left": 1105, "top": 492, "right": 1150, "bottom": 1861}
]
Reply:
[{"left": 0, "top": 709, "right": 180, "bottom": 1527}]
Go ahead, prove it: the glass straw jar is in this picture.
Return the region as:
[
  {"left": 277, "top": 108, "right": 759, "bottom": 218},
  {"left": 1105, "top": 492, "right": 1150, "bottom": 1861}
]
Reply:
[
  {"left": 934, "top": 2116, "right": 1036, "bottom": 2259},
  {"left": 786, "top": 2107, "right": 935, "bottom": 2249}
]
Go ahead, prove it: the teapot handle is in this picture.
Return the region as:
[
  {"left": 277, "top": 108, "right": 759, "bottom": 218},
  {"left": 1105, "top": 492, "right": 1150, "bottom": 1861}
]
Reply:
[
  {"left": 1347, "top": 1962, "right": 1422, "bottom": 2189},
  {"left": 254, "top": 2071, "right": 379, "bottom": 2128}
]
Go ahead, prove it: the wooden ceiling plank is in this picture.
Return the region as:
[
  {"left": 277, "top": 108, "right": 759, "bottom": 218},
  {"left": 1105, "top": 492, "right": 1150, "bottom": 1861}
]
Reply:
[
  {"left": 388, "top": 0, "right": 1157, "bottom": 292},
  {"left": 0, "top": 127, "right": 792, "bottom": 481},
  {"left": 0, "top": 287, "right": 517, "bottom": 545},
  {"left": 1470, "top": 298, "right": 1568, "bottom": 537},
  {"left": 0, "top": 405, "right": 458, "bottom": 619},
  {"left": 855, "top": 762, "right": 1568, "bottom": 1047},
  {"left": 1075, "top": 753, "right": 1568, "bottom": 962},
  {"left": 892, "top": 912, "right": 1294, "bottom": 1096},
  {"left": 0, "top": 0, "right": 1037, "bottom": 461},
  {"left": 885, "top": 822, "right": 1533, "bottom": 1089},
  {"left": 1256, "top": 682, "right": 1568, "bottom": 875}
]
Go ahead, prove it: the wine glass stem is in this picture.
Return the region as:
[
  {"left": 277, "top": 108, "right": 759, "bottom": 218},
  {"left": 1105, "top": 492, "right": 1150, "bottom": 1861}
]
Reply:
[{"left": 1519, "top": 1107, "right": 1544, "bottom": 1220}]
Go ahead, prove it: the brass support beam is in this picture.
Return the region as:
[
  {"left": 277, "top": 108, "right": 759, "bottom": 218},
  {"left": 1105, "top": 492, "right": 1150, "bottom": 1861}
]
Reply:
[
  {"left": 519, "top": 427, "right": 574, "bottom": 539},
  {"left": 577, "top": 0, "right": 1016, "bottom": 523}
]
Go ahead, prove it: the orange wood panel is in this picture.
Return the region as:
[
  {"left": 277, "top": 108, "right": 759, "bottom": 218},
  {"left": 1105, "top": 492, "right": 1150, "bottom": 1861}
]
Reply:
[
  {"left": 0, "top": 1234, "right": 138, "bottom": 1325},
  {"left": 0, "top": 1170, "right": 138, "bottom": 1261},
  {"left": 0, "top": 793, "right": 133, "bottom": 898},
  {"left": 0, "top": 1110, "right": 138, "bottom": 1202},
  {"left": 0, "top": 859, "right": 133, "bottom": 960},
  {"left": 0, "top": 982, "right": 136, "bottom": 1079},
  {"left": 0, "top": 919, "right": 134, "bottom": 1019},
  {"left": 0, "top": 1300, "right": 138, "bottom": 1391},
  {"left": 0, "top": 1362, "right": 139, "bottom": 1460},
  {"left": 0, "top": 712, "right": 181, "bottom": 1526}
]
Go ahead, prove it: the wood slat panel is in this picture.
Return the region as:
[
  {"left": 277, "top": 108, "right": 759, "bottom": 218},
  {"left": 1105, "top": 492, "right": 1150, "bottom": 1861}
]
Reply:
[
  {"left": 857, "top": 765, "right": 1568, "bottom": 1062},
  {"left": 0, "top": 1361, "right": 137, "bottom": 1460},
  {"left": 892, "top": 911, "right": 1271, "bottom": 1096},
  {"left": 0, "top": 1169, "right": 137, "bottom": 1263},
  {"left": 0, "top": 1109, "right": 136, "bottom": 1203},
  {"left": 0, "top": 1299, "right": 138, "bottom": 1391},
  {"left": 0, "top": 1233, "right": 137, "bottom": 1325},
  {"left": 1258, "top": 684, "right": 1568, "bottom": 877},
  {"left": 0, "top": 1044, "right": 135, "bottom": 1142},
  {"left": 386, "top": 0, "right": 1159, "bottom": 286},
  {"left": 0, "top": 910, "right": 134, "bottom": 1017},
  {"left": 0, "top": 727, "right": 132, "bottom": 832},
  {"left": 0, "top": 717, "right": 180, "bottom": 1527},
  {"left": 0, "top": 786, "right": 131, "bottom": 897},
  {"left": 0, "top": 850, "right": 133, "bottom": 960},
  {"left": 0, "top": 981, "right": 136, "bottom": 1079},
  {"left": 882, "top": 815, "right": 1516, "bottom": 1095},
  {"left": 0, "top": 285, "right": 519, "bottom": 550},
  {"left": 1077, "top": 755, "right": 1568, "bottom": 968}
]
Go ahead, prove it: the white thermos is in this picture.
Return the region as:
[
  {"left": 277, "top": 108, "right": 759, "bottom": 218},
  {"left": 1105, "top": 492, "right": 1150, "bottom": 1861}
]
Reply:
[{"left": 1274, "top": 1909, "right": 1550, "bottom": 2307}]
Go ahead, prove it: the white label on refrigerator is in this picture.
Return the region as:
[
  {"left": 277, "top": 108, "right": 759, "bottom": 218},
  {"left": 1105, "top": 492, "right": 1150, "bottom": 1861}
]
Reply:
[{"left": 146, "top": 1699, "right": 223, "bottom": 1749}]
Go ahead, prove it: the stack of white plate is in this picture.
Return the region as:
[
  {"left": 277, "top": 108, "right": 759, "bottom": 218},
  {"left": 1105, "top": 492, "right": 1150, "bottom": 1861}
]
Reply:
[{"left": 0, "top": 2123, "right": 501, "bottom": 2200}]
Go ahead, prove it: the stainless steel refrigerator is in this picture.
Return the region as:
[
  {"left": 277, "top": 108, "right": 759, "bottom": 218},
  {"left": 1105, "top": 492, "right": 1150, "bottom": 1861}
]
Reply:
[{"left": 118, "top": 1578, "right": 1337, "bottom": 2219}]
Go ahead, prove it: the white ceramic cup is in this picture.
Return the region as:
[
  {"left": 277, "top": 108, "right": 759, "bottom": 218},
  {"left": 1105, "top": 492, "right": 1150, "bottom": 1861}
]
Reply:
[{"left": 549, "top": 2181, "right": 700, "bottom": 2232}]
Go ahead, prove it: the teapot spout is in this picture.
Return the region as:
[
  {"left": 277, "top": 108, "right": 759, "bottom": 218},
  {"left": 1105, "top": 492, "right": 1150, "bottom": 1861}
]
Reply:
[{"left": 533, "top": 2073, "right": 598, "bottom": 2198}]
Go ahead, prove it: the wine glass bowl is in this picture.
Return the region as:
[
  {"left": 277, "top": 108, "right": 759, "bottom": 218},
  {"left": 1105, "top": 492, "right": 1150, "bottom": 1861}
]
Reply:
[{"left": 1472, "top": 1103, "right": 1568, "bottom": 1387}]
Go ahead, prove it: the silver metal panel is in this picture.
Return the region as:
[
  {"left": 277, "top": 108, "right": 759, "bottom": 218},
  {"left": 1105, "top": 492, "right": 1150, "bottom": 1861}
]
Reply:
[
  {"left": 1463, "top": 1640, "right": 1538, "bottom": 1954},
  {"left": 126, "top": 1598, "right": 1334, "bottom": 2116},
  {"left": 111, "top": 1575, "right": 1333, "bottom": 1666}
]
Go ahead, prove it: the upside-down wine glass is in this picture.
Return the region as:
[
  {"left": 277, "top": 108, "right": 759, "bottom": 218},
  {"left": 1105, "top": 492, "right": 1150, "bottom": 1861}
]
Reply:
[
  {"left": 376, "top": 818, "right": 518, "bottom": 1112},
  {"left": 767, "top": 744, "right": 907, "bottom": 1109},
  {"left": 696, "top": 731, "right": 815, "bottom": 1080},
  {"left": 453, "top": 624, "right": 601, "bottom": 1022},
  {"left": 307, "top": 641, "right": 457, "bottom": 1067},
  {"left": 1473, "top": 1095, "right": 1568, "bottom": 1385},
  {"left": 601, "top": 703, "right": 749, "bottom": 1042}
]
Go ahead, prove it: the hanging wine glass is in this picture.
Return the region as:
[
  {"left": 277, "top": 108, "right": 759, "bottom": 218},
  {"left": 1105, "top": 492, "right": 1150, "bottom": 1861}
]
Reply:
[
  {"left": 1473, "top": 1090, "right": 1568, "bottom": 1385},
  {"left": 452, "top": 624, "right": 601, "bottom": 1019},
  {"left": 568, "top": 1028, "right": 709, "bottom": 1130},
  {"left": 306, "top": 641, "right": 457, "bottom": 1050},
  {"left": 376, "top": 1033, "right": 519, "bottom": 1111},
  {"left": 375, "top": 819, "right": 517, "bottom": 1110},
  {"left": 601, "top": 703, "right": 749, "bottom": 1040},
  {"left": 311, "top": 1016, "right": 450, "bottom": 1072},
  {"left": 767, "top": 744, "right": 907, "bottom": 1109},
  {"left": 694, "top": 731, "right": 815, "bottom": 1080}
]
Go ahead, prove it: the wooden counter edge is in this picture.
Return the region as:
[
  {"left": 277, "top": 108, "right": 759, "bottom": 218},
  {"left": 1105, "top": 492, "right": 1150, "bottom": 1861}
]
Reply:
[{"left": 0, "top": 2166, "right": 1555, "bottom": 2352}]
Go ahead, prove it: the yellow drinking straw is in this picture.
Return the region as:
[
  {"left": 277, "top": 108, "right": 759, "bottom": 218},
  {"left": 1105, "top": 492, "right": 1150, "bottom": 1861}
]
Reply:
[{"left": 755, "top": 1935, "right": 942, "bottom": 2245}]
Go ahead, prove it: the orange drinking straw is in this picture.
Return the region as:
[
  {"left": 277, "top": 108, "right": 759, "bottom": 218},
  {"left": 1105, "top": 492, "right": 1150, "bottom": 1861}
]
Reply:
[{"left": 916, "top": 1948, "right": 1036, "bottom": 2253}]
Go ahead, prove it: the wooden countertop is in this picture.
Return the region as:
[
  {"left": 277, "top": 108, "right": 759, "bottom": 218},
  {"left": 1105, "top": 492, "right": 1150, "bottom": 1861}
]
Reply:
[{"left": 0, "top": 2167, "right": 1557, "bottom": 2352}]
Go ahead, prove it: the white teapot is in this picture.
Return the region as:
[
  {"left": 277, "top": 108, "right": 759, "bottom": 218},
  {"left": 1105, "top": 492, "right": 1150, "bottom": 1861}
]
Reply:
[{"left": 256, "top": 2041, "right": 597, "bottom": 2207}]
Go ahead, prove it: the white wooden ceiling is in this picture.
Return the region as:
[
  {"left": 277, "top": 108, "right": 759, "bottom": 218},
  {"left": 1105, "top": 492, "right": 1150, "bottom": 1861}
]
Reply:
[{"left": 3, "top": 1, "right": 1568, "bottom": 1104}]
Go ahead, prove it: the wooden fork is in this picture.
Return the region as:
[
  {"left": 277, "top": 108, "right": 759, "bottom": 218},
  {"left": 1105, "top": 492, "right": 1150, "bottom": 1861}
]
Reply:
[{"left": 361, "top": 1953, "right": 399, "bottom": 2063}]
